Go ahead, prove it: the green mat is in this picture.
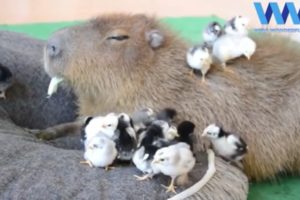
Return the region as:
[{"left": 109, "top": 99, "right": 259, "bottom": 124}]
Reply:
[{"left": 1, "top": 16, "right": 299, "bottom": 200}]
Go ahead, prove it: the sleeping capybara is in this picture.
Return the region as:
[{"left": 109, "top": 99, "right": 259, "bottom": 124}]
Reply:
[{"left": 42, "top": 13, "right": 300, "bottom": 180}]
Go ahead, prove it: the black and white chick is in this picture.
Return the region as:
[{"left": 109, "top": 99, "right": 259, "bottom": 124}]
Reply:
[
  {"left": 155, "top": 108, "right": 177, "bottom": 123},
  {"left": 80, "top": 135, "right": 118, "bottom": 170},
  {"left": 133, "top": 120, "right": 195, "bottom": 182},
  {"left": 80, "top": 113, "right": 119, "bottom": 149},
  {"left": 224, "top": 16, "right": 249, "bottom": 36},
  {"left": 133, "top": 120, "right": 178, "bottom": 181},
  {"left": 152, "top": 142, "right": 196, "bottom": 193},
  {"left": 202, "top": 21, "right": 223, "bottom": 48},
  {"left": 201, "top": 124, "right": 248, "bottom": 163},
  {"left": 114, "top": 113, "right": 137, "bottom": 161},
  {"left": 186, "top": 44, "right": 212, "bottom": 83},
  {"left": 0, "top": 64, "right": 13, "bottom": 99}
]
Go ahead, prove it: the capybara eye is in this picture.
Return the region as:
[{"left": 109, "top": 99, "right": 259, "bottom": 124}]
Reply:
[{"left": 107, "top": 35, "right": 129, "bottom": 41}]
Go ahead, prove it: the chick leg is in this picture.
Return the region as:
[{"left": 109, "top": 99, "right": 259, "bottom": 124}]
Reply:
[
  {"left": 80, "top": 160, "right": 93, "bottom": 167},
  {"left": 105, "top": 166, "right": 115, "bottom": 171},
  {"left": 200, "top": 75, "right": 206, "bottom": 84},
  {"left": 134, "top": 174, "right": 152, "bottom": 181},
  {"left": 221, "top": 63, "right": 235, "bottom": 74},
  {"left": 162, "top": 178, "right": 177, "bottom": 193},
  {"left": 189, "top": 69, "right": 195, "bottom": 78}
]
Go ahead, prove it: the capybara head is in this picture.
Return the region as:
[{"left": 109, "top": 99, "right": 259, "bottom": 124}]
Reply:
[{"left": 44, "top": 14, "right": 188, "bottom": 114}]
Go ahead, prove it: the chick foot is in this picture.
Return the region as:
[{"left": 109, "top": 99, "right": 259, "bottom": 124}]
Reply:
[
  {"left": 80, "top": 160, "right": 93, "bottom": 167},
  {"left": 105, "top": 166, "right": 115, "bottom": 171},
  {"left": 200, "top": 76, "right": 207, "bottom": 84},
  {"left": 162, "top": 178, "right": 177, "bottom": 193},
  {"left": 134, "top": 174, "right": 152, "bottom": 181},
  {"left": 221, "top": 64, "right": 235, "bottom": 74}
]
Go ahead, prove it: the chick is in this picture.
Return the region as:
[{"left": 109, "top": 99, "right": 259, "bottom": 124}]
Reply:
[
  {"left": 201, "top": 124, "right": 248, "bottom": 162},
  {"left": 80, "top": 135, "right": 118, "bottom": 170},
  {"left": 114, "top": 113, "right": 137, "bottom": 161},
  {"left": 132, "top": 145, "right": 162, "bottom": 181},
  {"left": 152, "top": 142, "right": 196, "bottom": 193},
  {"left": 202, "top": 21, "right": 223, "bottom": 48},
  {"left": 212, "top": 35, "right": 256, "bottom": 69},
  {"left": 186, "top": 44, "right": 212, "bottom": 83},
  {"left": 137, "top": 120, "right": 178, "bottom": 148},
  {"left": 224, "top": 16, "right": 249, "bottom": 36},
  {"left": 176, "top": 121, "right": 195, "bottom": 150},
  {"left": 131, "top": 108, "right": 155, "bottom": 130},
  {"left": 0, "top": 64, "right": 13, "bottom": 99},
  {"left": 155, "top": 108, "right": 177, "bottom": 124},
  {"left": 81, "top": 113, "right": 119, "bottom": 148},
  {"left": 133, "top": 120, "right": 179, "bottom": 180}
]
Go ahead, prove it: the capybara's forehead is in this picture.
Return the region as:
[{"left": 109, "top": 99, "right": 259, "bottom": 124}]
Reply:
[
  {"left": 90, "top": 14, "right": 157, "bottom": 31},
  {"left": 51, "top": 14, "right": 160, "bottom": 40}
]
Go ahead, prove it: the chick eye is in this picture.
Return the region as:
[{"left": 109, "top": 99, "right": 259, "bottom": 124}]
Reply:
[
  {"left": 160, "top": 158, "right": 165, "bottom": 162},
  {"left": 107, "top": 35, "right": 129, "bottom": 41},
  {"left": 107, "top": 124, "right": 112, "bottom": 127},
  {"left": 93, "top": 144, "right": 98, "bottom": 148}
]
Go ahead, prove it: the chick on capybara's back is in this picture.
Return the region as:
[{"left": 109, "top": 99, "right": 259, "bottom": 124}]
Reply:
[{"left": 43, "top": 13, "right": 300, "bottom": 180}]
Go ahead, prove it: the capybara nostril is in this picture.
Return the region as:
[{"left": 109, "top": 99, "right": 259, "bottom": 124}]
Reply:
[{"left": 46, "top": 38, "right": 61, "bottom": 57}]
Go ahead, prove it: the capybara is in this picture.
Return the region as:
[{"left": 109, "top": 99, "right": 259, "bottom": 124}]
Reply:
[{"left": 42, "top": 13, "right": 300, "bottom": 180}]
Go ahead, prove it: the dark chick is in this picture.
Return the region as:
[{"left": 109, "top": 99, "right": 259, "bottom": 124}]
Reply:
[
  {"left": 176, "top": 120, "right": 195, "bottom": 150},
  {"left": 114, "top": 113, "right": 137, "bottom": 161}
]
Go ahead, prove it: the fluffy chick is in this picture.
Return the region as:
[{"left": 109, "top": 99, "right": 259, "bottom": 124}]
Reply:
[
  {"left": 186, "top": 44, "right": 212, "bottom": 82},
  {"left": 131, "top": 108, "right": 155, "bottom": 130},
  {"left": 114, "top": 113, "right": 137, "bottom": 161},
  {"left": 202, "top": 124, "right": 248, "bottom": 162},
  {"left": 202, "top": 21, "right": 223, "bottom": 48},
  {"left": 176, "top": 121, "right": 195, "bottom": 150},
  {"left": 80, "top": 135, "right": 118, "bottom": 170},
  {"left": 212, "top": 35, "right": 256, "bottom": 69},
  {"left": 224, "top": 16, "right": 249, "bottom": 36},
  {"left": 0, "top": 64, "right": 13, "bottom": 99},
  {"left": 137, "top": 120, "right": 178, "bottom": 147},
  {"left": 132, "top": 145, "right": 162, "bottom": 180},
  {"left": 155, "top": 108, "right": 177, "bottom": 124},
  {"left": 81, "top": 113, "right": 119, "bottom": 148},
  {"left": 133, "top": 120, "right": 178, "bottom": 180},
  {"left": 152, "top": 142, "right": 196, "bottom": 193}
]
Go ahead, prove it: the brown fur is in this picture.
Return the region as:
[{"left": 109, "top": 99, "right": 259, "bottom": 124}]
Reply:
[{"left": 44, "top": 14, "right": 300, "bottom": 181}]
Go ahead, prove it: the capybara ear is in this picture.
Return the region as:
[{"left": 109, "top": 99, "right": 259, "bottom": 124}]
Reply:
[{"left": 145, "top": 29, "right": 164, "bottom": 49}]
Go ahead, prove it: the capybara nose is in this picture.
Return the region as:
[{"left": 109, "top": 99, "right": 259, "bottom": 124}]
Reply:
[{"left": 46, "top": 38, "right": 61, "bottom": 57}]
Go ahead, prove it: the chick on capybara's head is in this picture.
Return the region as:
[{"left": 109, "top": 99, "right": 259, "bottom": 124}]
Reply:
[{"left": 44, "top": 13, "right": 300, "bottom": 181}]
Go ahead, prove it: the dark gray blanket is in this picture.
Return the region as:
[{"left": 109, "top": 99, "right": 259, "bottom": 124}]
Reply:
[{"left": 0, "top": 31, "right": 248, "bottom": 200}]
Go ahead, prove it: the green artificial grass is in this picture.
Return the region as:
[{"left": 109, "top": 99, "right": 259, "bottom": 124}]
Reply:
[{"left": 0, "top": 16, "right": 300, "bottom": 200}]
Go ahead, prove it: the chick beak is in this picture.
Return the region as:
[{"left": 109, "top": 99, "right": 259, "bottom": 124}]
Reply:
[
  {"left": 201, "top": 131, "right": 207, "bottom": 137},
  {"left": 152, "top": 160, "right": 159, "bottom": 165},
  {"left": 0, "top": 91, "right": 6, "bottom": 99},
  {"left": 173, "top": 131, "right": 179, "bottom": 137},
  {"left": 88, "top": 146, "right": 94, "bottom": 150}
]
